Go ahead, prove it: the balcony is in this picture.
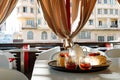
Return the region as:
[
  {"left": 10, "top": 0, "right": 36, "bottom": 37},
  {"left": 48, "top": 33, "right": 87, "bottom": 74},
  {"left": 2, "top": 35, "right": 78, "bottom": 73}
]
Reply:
[{"left": 110, "top": 25, "right": 118, "bottom": 28}]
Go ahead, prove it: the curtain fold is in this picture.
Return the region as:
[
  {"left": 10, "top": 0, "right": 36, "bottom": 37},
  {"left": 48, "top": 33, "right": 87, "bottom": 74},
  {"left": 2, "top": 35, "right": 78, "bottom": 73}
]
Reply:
[
  {"left": 0, "top": 0, "right": 18, "bottom": 24},
  {"left": 118, "top": 0, "right": 120, "bottom": 4},
  {"left": 37, "top": 0, "right": 96, "bottom": 48}
]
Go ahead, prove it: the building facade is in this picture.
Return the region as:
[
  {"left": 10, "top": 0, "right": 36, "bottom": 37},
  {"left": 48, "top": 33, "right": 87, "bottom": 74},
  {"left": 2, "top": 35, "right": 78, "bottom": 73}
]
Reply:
[{"left": 15, "top": 0, "right": 120, "bottom": 43}]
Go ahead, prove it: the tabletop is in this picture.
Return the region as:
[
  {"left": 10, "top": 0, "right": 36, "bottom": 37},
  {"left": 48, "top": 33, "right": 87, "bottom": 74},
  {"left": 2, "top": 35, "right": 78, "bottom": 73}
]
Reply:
[
  {"left": 0, "top": 68, "right": 28, "bottom": 80},
  {"left": 31, "top": 58, "right": 120, "bottom": 80},
  {"left": 4, "top": 48, "right": 44, "bottom": 73}
]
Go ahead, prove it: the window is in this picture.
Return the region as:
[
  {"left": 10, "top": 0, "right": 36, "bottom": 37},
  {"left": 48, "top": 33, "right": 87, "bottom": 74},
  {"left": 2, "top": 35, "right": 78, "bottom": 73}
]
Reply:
[
  {"left": 115, "top": 9, "right": 118, "bottom": 15},
  {"left": 110, "top": 9, "right": 113, "bottom": 14},
  {"left": 51, "top": 33, "right": 57, "bottom": 40},
  {"left": 30, "top": 0, "right": 34, "bottom": 3},
  {"left": 30, "top": 8, "right": 34, "bottom": 13},
  {"left": 104, "top": 9, "right": 108, "bottom": 14},
  {"left": 107, "top": 36, "right": 114, "bottom": 41},
  {"left": 98, "top": 9, "right": 102, "bottom": 14},
  {"left": 26, "top": 20, "right": 34, "bottom": 27},
  {"left": 98, "top": 0, "right": 102, "bottom": 4},
  {"left": 110, "top": 0, "right": 113, "bottom": 5},
  {"left": 17, "top": 7, "right": 19, "bottom": 13},
  {"left": 27, "top": 31, "right": 33, "bottom": 40},
  {"left": 98, "top": 21, "right": 102, "bottom": 26},
  {"left": 38, "top": 19, "right": 41, "bottom": 25},
  {"left": 38, "top": 9, "right": 40, "bottom": 13},
  {"left": 41, "top": 31, "right": 47, "bottom": 40},
  {"left": 89, "top": 20, "right": 93, "bottom": 25},
  {"left": 98, "top": 36, "right": 104, "bottom": 42},
  {"left": 104, "top": 0, "right": 107, "bottom": 4},
  {"left": 78, "top": 31, "right": 91, "bottom": 39},
  {"left": 23, "top": 6, "right": 27, "bottom": 13}
]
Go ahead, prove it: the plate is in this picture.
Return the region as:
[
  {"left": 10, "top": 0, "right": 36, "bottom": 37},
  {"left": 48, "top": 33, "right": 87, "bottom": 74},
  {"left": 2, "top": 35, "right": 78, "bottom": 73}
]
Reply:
[{"left": 48, "top": 60, "right": 111, "bottom": 73}]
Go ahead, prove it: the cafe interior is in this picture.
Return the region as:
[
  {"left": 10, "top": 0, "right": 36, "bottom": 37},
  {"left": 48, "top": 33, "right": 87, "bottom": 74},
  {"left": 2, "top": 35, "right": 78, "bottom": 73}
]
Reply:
[{"left": 1, "top": 0, "right": 120, "bottom": 80}]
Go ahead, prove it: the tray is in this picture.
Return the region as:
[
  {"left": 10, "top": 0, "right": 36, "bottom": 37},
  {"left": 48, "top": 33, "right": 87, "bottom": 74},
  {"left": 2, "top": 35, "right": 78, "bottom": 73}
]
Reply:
[{"left": 48, "top": 60, "right": 111, "bottom": 73}]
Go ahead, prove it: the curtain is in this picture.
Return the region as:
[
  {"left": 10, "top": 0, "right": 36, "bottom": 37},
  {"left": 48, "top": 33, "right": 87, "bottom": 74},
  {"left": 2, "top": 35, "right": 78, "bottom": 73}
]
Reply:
[
  {"left": 118, "top": 0, "right": 120, "bottom": 4},
  {"left": 0, "top": 0, "right": 18, "bottom": 24},
  {"left": 37, "top": 0, "right": 96, "bottom": 48}
]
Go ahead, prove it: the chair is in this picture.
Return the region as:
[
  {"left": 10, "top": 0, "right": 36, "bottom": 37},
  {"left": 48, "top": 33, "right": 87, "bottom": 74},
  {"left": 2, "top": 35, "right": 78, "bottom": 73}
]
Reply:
[
  {"left": 36, "top": 46, "right": 61, "bottom": 60},
  {"left": 0, "top": 53, "right": 10, "bottom": 69},
  {"left": 105, "top": 49, "right": 120, "bottom": 58},
  {"left": 0, "top": 68, "right": 28, "bottom": 80},
  {"left": 113, "top": 45, "right": 120, "bottom": 49},
  {"left": 0, "top": 50, "right": 16, "bottom": 69}
]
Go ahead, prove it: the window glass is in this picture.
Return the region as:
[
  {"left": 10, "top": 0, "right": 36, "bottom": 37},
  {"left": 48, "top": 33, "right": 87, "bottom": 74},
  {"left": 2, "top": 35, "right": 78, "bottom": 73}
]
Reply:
[
  {"left": 78, "top": 31, "right": 91, "bottom": 39},
  {"left": 98, "top": 9, "right": 102, "bottom": 14},
  {"left": 98, "top": 36, "right": 104, "bottom": 42},
  {"left": 26, "top": 20, "right": 34, "bottom": 27},
  {"left": 107, "top": 36, "right": 114, "bottom": 41},
  {"left": 27, "top": 31, "right": 33, "bottom": 40},
  {"left": 89, "top": 20, "right": 93, "bottom": 25},
  {"left": 104, "top": 9, "right": 108, "bottom": 14},
  {"left": 41, "top": 31, "right": 47, "bottom": 40},
  {"left": 30, "top": 8, "right": 34, "bottom": 13},
  {"left": 115, "top": 9, "right": 118, "bottom": 15},
  {"left": 98, "top": 0, "right": 102, "bottom": 4},
  {"left": 23, "top": 6, "right": 27, "bottom": 13},
  {"left": 104, "top": 0, "right": 107, "bottom": 4},
  {"left": 110, "top": 9, "right": 113, "bottom": 14},
  {"left": 98, "top": 21, "right": 102, "bottom": 26},
  {"left": 51, "top": 33, "right": 57, "bottom": 40}
]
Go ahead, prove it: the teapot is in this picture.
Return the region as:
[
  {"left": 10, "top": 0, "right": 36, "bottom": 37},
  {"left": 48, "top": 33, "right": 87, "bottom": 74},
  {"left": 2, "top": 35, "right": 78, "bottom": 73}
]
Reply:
[{"left": 68, "top": 44, "right": 84, "bottom": 65}]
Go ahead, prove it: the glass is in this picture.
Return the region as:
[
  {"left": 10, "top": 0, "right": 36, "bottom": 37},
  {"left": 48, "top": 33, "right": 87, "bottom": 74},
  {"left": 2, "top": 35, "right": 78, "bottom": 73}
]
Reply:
[
  {"left": 79, "top": 56, "right": 92, "bottom": 70},
  {"left": 65, "top": 56, "right": 77, "bottom": 70}
]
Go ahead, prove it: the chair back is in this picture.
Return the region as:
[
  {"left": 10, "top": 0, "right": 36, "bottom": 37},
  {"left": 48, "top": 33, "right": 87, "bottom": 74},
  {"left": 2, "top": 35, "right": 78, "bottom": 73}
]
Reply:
[
  {"left": 105, "top": 49, "right": 120, "bottom": 58},
  {"left": 36, "top": 46, "right": 61, "bottom": 60},
  {"left": 0, "top": 54, "right": 10, "bottom": 69}
]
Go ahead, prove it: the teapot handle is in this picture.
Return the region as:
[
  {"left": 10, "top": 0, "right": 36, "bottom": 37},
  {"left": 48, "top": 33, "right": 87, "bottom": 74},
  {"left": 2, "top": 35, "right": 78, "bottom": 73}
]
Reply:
[{"left": 82, "top": 47, "right": 88, "bottom": 56}]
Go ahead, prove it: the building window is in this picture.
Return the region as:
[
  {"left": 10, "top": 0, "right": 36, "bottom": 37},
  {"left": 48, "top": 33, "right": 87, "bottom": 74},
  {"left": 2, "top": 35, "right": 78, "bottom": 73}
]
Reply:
[
  {"left": 30, "top": 8, "right": 34, "bottom": 13},
  {"left": 98, "top": 36, "right": 104, "bottom": 42},
  {"left": 107, "top": 36, "right": 114, "bottom": 41},
  {"left": 17, "top": 7, "right": 19, "bottom": 13},
  {"left": 104, "top": 9, "right": 108, "bottom": 14},
  {"left": 98, "top": 9, "right": 102, "bottom": 14},
  {"left": 115, "top": 9, "right": 118, "bottom": 15},
  {"left": 41, "top": 31, "right": 47, "bottom": 40},
  {"left": 51, "top": 33, "right": 57, "bottom": 40},
  {"left": 23, "top": 6, "right": 27, "bottom": 13},
  {"left": 98, "top": 21, "right": 102, "bottom": 26},
  {"left": 98, "top": 0, "right": 102, "bottom": 4},
  {"left": 30, "top": 0, "right": 34, "bottom": 3},
  {"left": 110, "top": 9, "right": 113, "bottom": 14},
  {"left": 38, "top": 9, "right": 40, "bottom": 13},
  {"left": 89, "top": 19, "right": 93, "bottom": 25},
  {"left": 104, "top": 0, "right": 107, "bottom": 4},
  {"left": 110, "top": 21, "right": 118, "bottom": 28},
  {"left": 26, "top": 20, "right": 34, "bottom": 27},
  {"left": 38, "top": 19, "right": 41, "bottom": 25},
  {"left": 78, "top": 31, "right": 91, "bottom": 39},
  {"left": 110, "top": 0, "right": 113, "bottom": 5},
  {"left": 27, "top": 31, "right": 33, "bottom": 40}
]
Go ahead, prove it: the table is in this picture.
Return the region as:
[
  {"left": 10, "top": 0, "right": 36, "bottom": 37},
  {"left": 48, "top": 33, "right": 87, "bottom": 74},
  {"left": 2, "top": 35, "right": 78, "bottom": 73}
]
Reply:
[
  {"left": 4, "top": 48, "right": 44, "bottom": 73},
  {"left": 31, "top": 58, "right": 120, "bottom": 80},
  {"left": 0, "top": 68, "right": 28, "bottom": 80}
]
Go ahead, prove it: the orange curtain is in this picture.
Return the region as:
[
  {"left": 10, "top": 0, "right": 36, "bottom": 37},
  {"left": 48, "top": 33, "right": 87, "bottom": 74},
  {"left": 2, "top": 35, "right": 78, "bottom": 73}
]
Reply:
[
  {"left": 118, "top": 0, "right": 120, "bottom": 3},
  {"left": 37, "top": 0, "right": 96, "bottom": 48},
  {"left": 0, "top": 0, "right": 18, "bottom": 24}
]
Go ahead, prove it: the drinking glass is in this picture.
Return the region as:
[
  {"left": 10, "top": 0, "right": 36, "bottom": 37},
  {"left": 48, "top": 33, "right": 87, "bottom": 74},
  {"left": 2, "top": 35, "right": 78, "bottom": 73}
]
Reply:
[
  {"left": 65, "top": 55, "right": 77, "bottom": 70},
  {"left": 79, "top": 56, "right": 92, "bottom": 70}
]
